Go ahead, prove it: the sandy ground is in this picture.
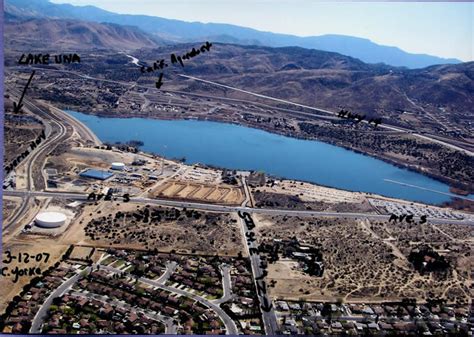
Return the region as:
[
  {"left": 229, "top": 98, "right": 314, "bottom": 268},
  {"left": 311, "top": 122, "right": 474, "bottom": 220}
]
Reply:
[
  {"left": 256, "top": 214, "right": 472, "bottom": 304},
  {"left": 152, "top": 180, "right": 244, "bottom": 205},
  {"left": 67, "top": 147, "right": 137, "bottom": 166},
  {"left": 68, "top": 246, "right": 94, "bottom": 260},
  {"left": 256, "top": 179, "right": 367, "bottom": 204},
  {"left": 2, "top": 197, "right": 22, "bottom": 224},
  {"left": 0, "top": 240, "right": 68, "bottom": 314},
  {"left": 3, "top": 198, "right": 47, "bottom": 240},
  {"left": 60, "top": 198, "right": 118, "bottom": 245},
  {"left": 3, "top": 118, "right": 471, "bottom": 316},
  {"left": 13, "top": 161, "right": 28, "bottom": 190}
]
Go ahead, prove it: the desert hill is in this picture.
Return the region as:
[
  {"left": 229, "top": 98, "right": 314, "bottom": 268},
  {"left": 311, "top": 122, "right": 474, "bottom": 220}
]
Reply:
[{"left": 4, "top": 18, "right": 162, "bottom": 51}]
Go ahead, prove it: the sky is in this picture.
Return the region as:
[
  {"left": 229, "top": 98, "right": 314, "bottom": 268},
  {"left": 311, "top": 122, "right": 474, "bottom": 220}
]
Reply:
[{"left": 50, "top": 1, "right": 473, "bottom": 61}]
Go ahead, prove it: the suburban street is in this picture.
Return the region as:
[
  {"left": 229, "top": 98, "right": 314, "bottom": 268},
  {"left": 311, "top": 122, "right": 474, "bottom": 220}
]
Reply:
[
  {"left": 69, "top": 290, "right": 177, "bottom": 334},
  {"left": 30, "top": 267, "right": 92, "bottom": 333},
  {"left": 212, "top": 264, "right": 233, "bottom": 305},
  {"left": 155, "top": 261, "right": 178, "bottom": 285},
  {"left": 3, "top": 3, "right": 473, "bottom": 335},
  {"left": 4, "top": 68, "right": 473, "bottom": 336},
  {"left": 99, "top": 264, "right": 239, "bottom": 335},
  {"left": 238, "top": 211, "right": 279, "bottom": 335}
]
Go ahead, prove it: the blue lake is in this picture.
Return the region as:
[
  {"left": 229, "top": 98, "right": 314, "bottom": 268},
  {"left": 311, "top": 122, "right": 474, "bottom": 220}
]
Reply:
[{"left": 67, "top": 110, "right": 473, "bottom": 205}]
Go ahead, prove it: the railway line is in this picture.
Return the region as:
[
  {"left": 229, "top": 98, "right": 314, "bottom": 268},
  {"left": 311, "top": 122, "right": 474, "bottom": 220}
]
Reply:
[{"left": 9, "top": 66, "right": 473, "bottom": 154}]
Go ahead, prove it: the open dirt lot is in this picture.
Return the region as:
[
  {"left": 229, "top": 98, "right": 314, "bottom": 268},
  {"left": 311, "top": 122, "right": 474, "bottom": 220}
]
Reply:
[
  {"left": 2, "top": 197, "right": 21, "bottom": 224},
  {"left": 63, "top": 201, "right": 246, "bottom": 256},
  {"left": 68, "top": 246, "right": 94, "bottom": 260},
  {"left": 255, "top": 179, "right": 367, "bottom": 204},
  {"left": 255, "top": 214, "right": 472, "bottom": 304},
  {"left": 0, "top": 240, "right": 67, "bottom": 314}
]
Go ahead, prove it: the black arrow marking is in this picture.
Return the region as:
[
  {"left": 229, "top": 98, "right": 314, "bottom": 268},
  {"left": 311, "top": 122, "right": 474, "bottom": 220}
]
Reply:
[
  {"left": 260, "top": 296, "right": 273, "bottom": 312},
  {"left": 13, "top": 70, "right": 35, "bottom": 113},
  {"left": 256, "top": 280, "right": 267, "bottom": 295},
  {"left": 155, "top": 73, "right": 164, "bottom": 89}
]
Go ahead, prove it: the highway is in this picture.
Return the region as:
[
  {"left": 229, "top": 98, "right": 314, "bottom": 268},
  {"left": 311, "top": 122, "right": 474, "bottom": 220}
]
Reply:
[
  {"left": 6, "top": 63, "right": 472, "bottom": 336},
  {"left": 48, "top": 105, "right": 102, "bottom": 146},
  {"left": 4, "top": 86, "right": 101, "bottom": 232},
  {"left": 4, "top": 190, "right": 474, "bottom": 226},
  {"left": 4, "top": 92, "right": 69, "bottom": 231}
]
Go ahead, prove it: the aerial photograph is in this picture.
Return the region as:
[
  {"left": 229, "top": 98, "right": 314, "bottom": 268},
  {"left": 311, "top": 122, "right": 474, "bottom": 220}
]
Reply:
[{"left": 1, "top": 0, "right": 473, "bottom": 335}]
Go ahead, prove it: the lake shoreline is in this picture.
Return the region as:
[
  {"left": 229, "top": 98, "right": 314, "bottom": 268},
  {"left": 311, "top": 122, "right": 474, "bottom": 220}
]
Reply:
[
  {"left": 63, "top": 107, "right": 473, "bottom": 199},
  {"left": 68, "top": 109, "right": 474, "bottom": 206}
]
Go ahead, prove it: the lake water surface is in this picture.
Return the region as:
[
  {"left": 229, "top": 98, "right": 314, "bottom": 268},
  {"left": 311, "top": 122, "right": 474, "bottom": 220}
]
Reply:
[{"left": 68, "top": 110, "right": 473, "bottom": 205}]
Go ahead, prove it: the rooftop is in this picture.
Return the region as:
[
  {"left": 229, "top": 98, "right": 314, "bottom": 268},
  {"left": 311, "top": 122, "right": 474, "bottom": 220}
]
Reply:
[{"left": 79, "top": 169, "right": 114, "bottom": 180}]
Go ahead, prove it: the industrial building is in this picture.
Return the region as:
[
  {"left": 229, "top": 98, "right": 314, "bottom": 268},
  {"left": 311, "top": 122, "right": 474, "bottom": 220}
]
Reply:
[{"left": 79, "top": 169, "right": 114, "bottom": 180}]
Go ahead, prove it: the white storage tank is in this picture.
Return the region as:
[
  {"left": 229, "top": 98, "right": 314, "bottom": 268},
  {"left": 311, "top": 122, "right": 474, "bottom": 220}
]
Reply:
[
  {"left": 111, "top": 162, "right": 126, "bottom": 171},
  {"left": 35, "top": 212, "right": 67, "bottom": 228}
]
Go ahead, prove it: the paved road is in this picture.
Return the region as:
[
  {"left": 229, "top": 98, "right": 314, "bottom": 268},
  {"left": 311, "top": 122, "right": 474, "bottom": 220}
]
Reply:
[
  {"left": 213, "top": 264, "right": 233, "bottom": 305},
  {"left": 277, "top": 310, "right": 435, "bottom": 328},
  {"left": 30, "top": 267, "right": 91, "bottom": 333},
  {"left": 100, "top": 264, "right": 238, "bottom": 335},
  {"left": 8, "top": 89, "right": 67, "bottom": 189},
  {"left": 240, "top": 176, "right": 252, "bottom": 207},
  {"left": 49, "top": 105, "right": 102, "bottom": 146},
  {"left": 4, "top": 190, "right": 473, "bottom": 226},
  {"left": 155, "top": 261, "right": 178, "bottom": 285},
  {"left": 70, "top": 290, "right": 176, "bottom": 334},
  {"left": 238, "top": 212, "right": 279, "bottom": 335},
  {"left": 4, "top": 86, "right": 101, "bottom": 232},
  {"left": 4, "top": 93, "right": 68, "bottom": 232}
]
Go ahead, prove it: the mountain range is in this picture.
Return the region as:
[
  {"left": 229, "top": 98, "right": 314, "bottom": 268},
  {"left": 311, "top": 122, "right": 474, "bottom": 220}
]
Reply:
[
  {"left": 143, "top": 43, "right": 473, "bottom": 126},
  {"left": 5, "top": 0, "right": 462, "bottom": 69},
  {"left": 4, "top": 17, "right": 161, "bottom": 50}
]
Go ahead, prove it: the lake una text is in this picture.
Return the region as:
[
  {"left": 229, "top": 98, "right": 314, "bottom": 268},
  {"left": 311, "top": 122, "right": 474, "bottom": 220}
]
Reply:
[{"left": 18, "top": 53, "right": 81, "bottom": 65}]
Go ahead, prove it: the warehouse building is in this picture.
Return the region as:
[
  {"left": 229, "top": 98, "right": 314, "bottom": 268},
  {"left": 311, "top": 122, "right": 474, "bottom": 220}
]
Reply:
[{"left": 79, "top": 169, "right": 114, "bottom": 180}]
